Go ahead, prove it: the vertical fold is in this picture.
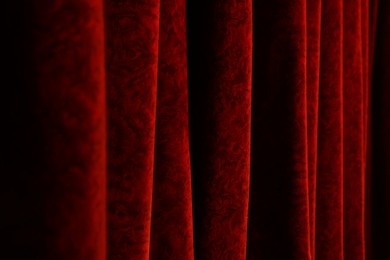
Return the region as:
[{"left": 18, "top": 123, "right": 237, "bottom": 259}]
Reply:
[
  {"left": 361, "top": 0, "right": 369, "bottom": 158},
  {"left": 149, "top": 0, "right": 194, "bottom": 259},
  {"left": 371, "top": 0, "right": 390, "bottom": 259},
  {"left": 368, "top": 0, "right": 378, "bottom": 76},
  {"left": 306, "top": 0, "right": 322, "bottom": 259},
  {"left": 342, "top": 0, "right": 366, "bottom": 259},
  {"left": 316, "top": 0, "right": 344, "bottom": 259},
  {"left": 365, "top": 0, "right": 378, "bottom": 258},
  {"left": 187, "top": 0, "right": 252, "bottom": 259},
  {"left": 247, "top": 0, "right": 310, "bottom": 259},
  {"left": 361, "top": 0, "right": 369, "bottom": 168},
  {"left": 105, "top": 0, "right": 160, "bottom": 258},
  {"left": 361, "top": 7, "right": 370, "bottom": 257},
  {"left": 3, "top": 0, "right": 107, "bottom": 258},
  {"left": 361, "top": 1, "right": 370, "bottom": 259}
]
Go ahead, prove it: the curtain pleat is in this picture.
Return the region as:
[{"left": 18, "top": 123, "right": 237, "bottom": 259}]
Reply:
[
  {"left": 4, "top": 0, "right": 107, "bottom": 259},
  {"left": 187, "top": 1, "right": 252, "bottom": 258},
  {"left": 306, "top": 1, "right": 321, "bottom": 259},
  {"left": 3, "top": 0, "right": 390, "bottom": 259},
  {"left": 343, "top": 1, "right": 366, "bottom": 259},
  {"left": 105, "top": 0, "right": 159, "bottom": 258},
  {"left": 315, "top": 0, "right": 344, "bottom": 258},
  {"left": 150, "top": 0, "right": 194, "bottom": 259},
  {"left": 248, "top": 1, "right": 309, "bottom": 259}
]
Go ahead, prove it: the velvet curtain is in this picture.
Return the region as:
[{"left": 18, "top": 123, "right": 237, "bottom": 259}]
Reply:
[{"left": 3, "top": 0, "right": 389, "bottom": 259}]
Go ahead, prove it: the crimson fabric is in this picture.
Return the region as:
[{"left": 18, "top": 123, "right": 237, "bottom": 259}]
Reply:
[{"left": 3, "top": 0, "right": 390, "bottom": 259}]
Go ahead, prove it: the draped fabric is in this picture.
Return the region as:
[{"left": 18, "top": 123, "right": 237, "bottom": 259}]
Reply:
[{"left": 3, "top": 0, "right": 390, "bottom": 259}]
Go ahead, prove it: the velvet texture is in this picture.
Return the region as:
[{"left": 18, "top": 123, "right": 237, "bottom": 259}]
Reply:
[{"left": 3, "top": 0, "right": 389, "bottom": 259}]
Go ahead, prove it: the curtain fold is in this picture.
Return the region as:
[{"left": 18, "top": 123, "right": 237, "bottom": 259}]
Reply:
[
  {"left": 187, "top": 1, "right": 252, "bottom": 259},
  {"left": 316, "top": 0, "right": 344, "bottom": 258},
  {"left": 248, "top": 1, "right": 309, "bottom": 258},
  {"left": 3, "top": 0, "right": 390, "bottom": 259},
  {"left": 105, "top": 0, "right": 159, "bottom": 258},
  {"left": 4, "top": 1, "right": 107, "bottom": 258},
  {"left": 150, "top": 0, "right": 193, "bottom": 259},
  {"left": 306, "top": 1, "right": 321, "bottom": 259}
]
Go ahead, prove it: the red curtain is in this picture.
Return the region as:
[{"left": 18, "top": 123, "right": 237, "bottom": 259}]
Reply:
[{"left": 3, "top": 0, "right": 389, "bottom": 259}]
